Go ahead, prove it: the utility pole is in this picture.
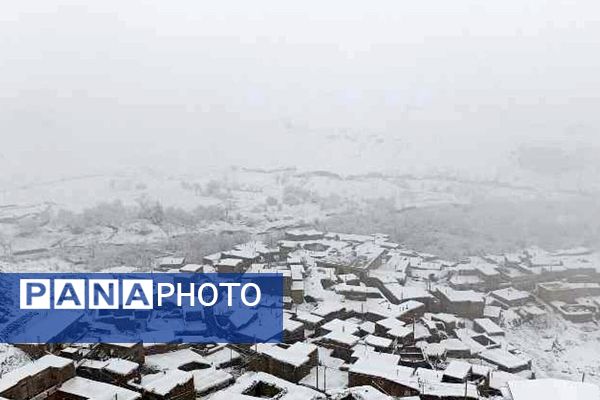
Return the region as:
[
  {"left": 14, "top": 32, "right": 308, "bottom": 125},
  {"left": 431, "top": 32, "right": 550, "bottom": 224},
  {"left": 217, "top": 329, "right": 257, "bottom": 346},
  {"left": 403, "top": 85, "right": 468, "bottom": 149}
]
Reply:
[{"left": 316, "top": 350, "right": 320, "bottom": 390}]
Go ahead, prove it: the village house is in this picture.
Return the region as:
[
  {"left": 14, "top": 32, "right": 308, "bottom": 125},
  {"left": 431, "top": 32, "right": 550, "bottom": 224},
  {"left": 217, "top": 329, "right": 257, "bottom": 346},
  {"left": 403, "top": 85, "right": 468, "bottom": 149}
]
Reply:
[
  {"left": 11, "top": 311, "right": 86, "bottom": 357},
  {"left": 386, "top": 325, "right": 415, "bottom": 345},
  {"left": 290, "top": 280, "right": 305, "bottom": 303},
  {"left": 516, "top": 304, "right": 548, "bottom": 322},
  {"left": 550, "top": 301, "right": 596, "bottom": 323},
  {"left": 396, "top": 346, "right": 429, "bottom": 369},
  {"left": 310, "top": 302, "right": 347, "bottom": 322},
  {"left": 77, "top": 358, "right": 139, "bottom": 386},
  {"left": 144, "top": 348, "right": 235, "bottom": 396},
  {"left": 349, "top": 242, "right": 388, "bottom": 275},
  {"left": 473, "top": 318, "right": 505, "bottom": 337},
  {"left": 53, "top": 376, "right": 141, "bottom": 400},
  {"left": 222, "top": 242, "right": 268, "bottom": 268},
  {"left": 449, "top": 273, "right": 484, "bottom": 291},
  {"left": 489, "top": 287, "right": 532, "bottom": 308},
  {"left": 420, "top": 382, "right": 480, "bottom": 400},
  {"left": 278, "top": 240, "right": 301, "bottom": 256},
  {"left": 429, "top": 313, "right": 459, "bottom": 333},
  {"left": 348, "top": 351, "right": 480, "bottom": 399},
  {"left": 221, "top": 249, "right": 259, "bottom": 265},
  {"left": 454, "top": 328, "right": 501, "bottom": 355},
  {"left": 479, "top": 348, "right": 531, "bottom": 373},
  {"left": 334, "top": 283, "right": 382, "bottom": 301},
  {"left": 204, "top": 346, "right": 242, "bottom": 369},
  {"left": 129, "top": 370, "right": 195, "bottom": 400},
  {"left": 202, "top": 252, "right": 221, "bottom": 265},
  {"left": 316, "top": 252, "right": 357, "bottom": 274},
  {"left": 380, "top": 283, "right": 434, "bottom": 307},
  {"left": 96, "top": 342, "right": 145, "bottom": 364},
  {"left": 179, "top": 263, "right": 204, "bottom": 273},
  {"left": 59, "top": 346, "right": 88, "bottom": 361},
  {"left": 293, "top": 310, "right": 324, "bottom": 330},
  {"left": 375, "top": 316, "right": 406, "bottom": 336},
  {"left": 283, "top": 314, "right": 305, "bottom": 343},
  {"left": 498, "top": 266, "right": 535, "bottom": 290},
  {"left": 290, "top": 263, "right": 305, "bottom": 280},
  {"left": 157, "top": 256, "right": 186, "bottom": 270},
  {"left": 415, "top": 367, "right": 444, "bottom": 384},
  {"left": 318, "top": 330, "right": 361, "bottom": 361},
  {"left": 189, "top": 368, "right": 235, "bottom": 397},
  {"left": 397, "top": 300, "right": 427, "bottom": 323},
  {"left": 144, "top": 348, "right": 211, "bottom": 372},
  {"left": 537, "top": 281, "right": 600, "bottom": 302},
  {"left": 434, "top": 288, "right": 485, "bottom": 318},
  {"left": 285, "top": 229, "right": 325, "bottom": 241},
  {"left": 442, "top": 360, "right": 472, "bottom": 383},
  {"left": 483, "top": 305, "right": 503, "bottom": 323},
  {"left": 249, "top": 342, "right": 318, "bottom": 383},
  {"left": 363, "top": 334, "right": 394, "bottom": 352},
  {"left": 338, "top": 272, "right": 361, "bottom": 285},
  {"left": 348, "top": 351, "right": 418, "bottom": 397},
  {"left": 215, "top": 257, "right": 245, "bottom": 273},
  {"left": 319, "top": 318, "right": 361, "bottom": 337},
  {"left": 209, "top": 371, "right": 325, "bottom": 400},
  {"left": 470, "top": 260, "right": 503, "bottom": 290},
  {"left": 0, "top": 355, "right": 75, "bottom": 400},
  {"left": 439, "top": 338, "right": 471, "bottom": 358}
]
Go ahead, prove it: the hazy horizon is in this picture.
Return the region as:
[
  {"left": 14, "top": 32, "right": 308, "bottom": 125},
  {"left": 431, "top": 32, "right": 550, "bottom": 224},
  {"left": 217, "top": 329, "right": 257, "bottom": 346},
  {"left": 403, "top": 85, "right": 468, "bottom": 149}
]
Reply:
[{"left": 2, "top": 0, "right": 600, "bottom": 182}]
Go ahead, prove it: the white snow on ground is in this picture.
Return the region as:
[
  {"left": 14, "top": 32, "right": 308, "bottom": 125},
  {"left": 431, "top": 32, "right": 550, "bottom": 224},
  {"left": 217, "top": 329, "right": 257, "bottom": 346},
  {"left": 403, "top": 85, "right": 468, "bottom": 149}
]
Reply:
[
  {"left": 329, "top": 385, "right": 395, "bottom": 400},
  {"left": 0, "top": 257, "right": 76, "bottom": 272},
  {"left": 508, "top": 378, "right": 600, "bottom": 400},
  {"left": 0, "top": 344, "right": 31, "bottom": 375},
  {"left": 505, "top": 317, "right": 600, "bottom": 385}
]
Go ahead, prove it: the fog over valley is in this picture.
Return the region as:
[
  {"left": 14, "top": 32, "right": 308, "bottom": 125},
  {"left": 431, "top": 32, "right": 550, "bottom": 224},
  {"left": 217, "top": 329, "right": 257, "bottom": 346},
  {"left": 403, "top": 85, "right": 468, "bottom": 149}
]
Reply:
[{"left": 1, "top": 0, "right": 600, "bottom": 185}]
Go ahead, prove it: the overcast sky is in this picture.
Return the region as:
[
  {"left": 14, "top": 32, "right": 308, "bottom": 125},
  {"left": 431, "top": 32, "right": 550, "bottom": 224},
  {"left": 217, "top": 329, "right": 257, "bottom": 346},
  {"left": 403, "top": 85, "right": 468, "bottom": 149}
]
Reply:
[{"left": 1, "top": 0, "right": 599, "bottom": 180}]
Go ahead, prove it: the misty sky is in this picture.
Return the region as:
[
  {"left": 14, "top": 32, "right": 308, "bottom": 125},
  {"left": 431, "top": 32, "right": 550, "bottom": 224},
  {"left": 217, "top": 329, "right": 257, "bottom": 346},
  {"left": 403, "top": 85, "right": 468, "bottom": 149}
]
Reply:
[{"left": 1, "top": 0, "right": 599, "bottom": 180}]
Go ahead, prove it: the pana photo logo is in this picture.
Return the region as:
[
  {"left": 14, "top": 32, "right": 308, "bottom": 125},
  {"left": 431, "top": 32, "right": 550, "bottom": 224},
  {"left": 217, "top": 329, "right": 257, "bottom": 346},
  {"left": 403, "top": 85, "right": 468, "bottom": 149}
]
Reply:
[
  {"left": 20, "top": 277, "right": 262, "bottom": 309},
  {"left": 0, "top": 273, "right": 283, "bottom": 344}
]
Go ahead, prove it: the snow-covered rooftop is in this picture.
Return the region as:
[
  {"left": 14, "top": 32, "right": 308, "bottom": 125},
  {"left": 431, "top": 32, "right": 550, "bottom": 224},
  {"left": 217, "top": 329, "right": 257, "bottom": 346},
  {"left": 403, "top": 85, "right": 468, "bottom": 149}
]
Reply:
[
  {"left": 145, "top": 349, "right": 210, "bottom": 371},
  {"left": 60, "top": 377, "right": 140, "bottom": 400},
  {"left": 491, "top": 287, "right": 531, "bottom": 303},
  {"left": 208, "top": 371, "right": 325, "bottom": 400},
  {"left": 508, "top": 378, "right": 600, "bottom": 400},
  {"left": 443, "top": 360, "right": 472, "bottom": 380},
  {"left": 0, "top": 355, "right": 73, "bottom": 393},
  {"left": 132, "top": 370, "right": 192, "bottom": 396}
]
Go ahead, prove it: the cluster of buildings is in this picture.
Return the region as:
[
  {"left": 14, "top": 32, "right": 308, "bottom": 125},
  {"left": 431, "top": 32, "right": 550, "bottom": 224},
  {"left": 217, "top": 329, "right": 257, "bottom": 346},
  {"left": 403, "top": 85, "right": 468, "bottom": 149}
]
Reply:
[{"left": 1, "top": 230, "right": 599, "bottom": 399}]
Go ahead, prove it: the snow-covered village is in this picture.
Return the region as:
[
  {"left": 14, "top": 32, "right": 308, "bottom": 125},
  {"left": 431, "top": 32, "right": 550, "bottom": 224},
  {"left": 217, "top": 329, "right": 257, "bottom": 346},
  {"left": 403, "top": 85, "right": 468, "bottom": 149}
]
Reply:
[
  {"left": 1, "top": 224, "right": 600, "bottom": 400},
  {"left": 3, "top": 1, "right": 600, "bottom": 399}
]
